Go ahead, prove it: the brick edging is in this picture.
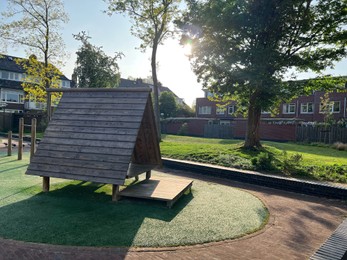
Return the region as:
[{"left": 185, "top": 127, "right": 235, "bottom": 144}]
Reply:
[{"left": 162, "top": 158, "right": 347, "bottom": 200}]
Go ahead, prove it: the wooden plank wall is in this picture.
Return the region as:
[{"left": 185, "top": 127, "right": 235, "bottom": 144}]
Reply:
[
  {"left": 26, "top": 90, "right": 150, "bottom": 185},
  {"left": 133, "top": 96, "right": 162, "bottom": 166}
]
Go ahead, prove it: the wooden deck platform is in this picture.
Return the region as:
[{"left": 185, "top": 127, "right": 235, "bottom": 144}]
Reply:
[{"left": 119, "top": 176, "right": 193, "bottom": 208}]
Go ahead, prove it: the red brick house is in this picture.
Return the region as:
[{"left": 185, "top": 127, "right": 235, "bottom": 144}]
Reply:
[{"left": 196, "top": 88, "right": 347, "bottom": 124}]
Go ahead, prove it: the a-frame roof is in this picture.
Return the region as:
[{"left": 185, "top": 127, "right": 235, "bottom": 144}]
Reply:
[{"left": 26, "top": 88, "right": 161, "bottom": 185}]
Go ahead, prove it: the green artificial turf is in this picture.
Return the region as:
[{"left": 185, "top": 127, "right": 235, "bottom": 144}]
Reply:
[
  {"left": 0, "top": 153, "right": 268, "bottom": 247},
  {"left": 160, "top": 135, "right": 347, "bottom": 183}
]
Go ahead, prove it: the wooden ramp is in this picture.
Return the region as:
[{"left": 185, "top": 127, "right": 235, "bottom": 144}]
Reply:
[{"left": 120, "top": 176, "right": 193, "bottom": 208}]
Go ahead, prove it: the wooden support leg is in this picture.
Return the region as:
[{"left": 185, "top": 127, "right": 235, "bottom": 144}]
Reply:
[
  {"left": 112, "top": 185, "right": 120, "bottom": 202},
  {"left": 30, "top": 118, "right": 36, "bottom": 162},
  {"left": 146, "top": 170, "right": 151, "bottom": 180},
  {"left": 18, "top": 118, "right": 24, "bottom": 160},
  {"left": 7, "top": 131, "right": 12, "bottom": 156},
  {"left": 43, "top": 176, "right": 50, "bottom": 192}
]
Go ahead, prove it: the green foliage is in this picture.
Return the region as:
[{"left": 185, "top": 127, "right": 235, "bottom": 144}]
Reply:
[
  {"left": 105, "top": 0, "right": 181, "bottom": 51},
  {"left": 161, "top": 135, "right": 347, "bottom": 183},
  {"left": 159, "top": 91, "right": 177, "bottom": 118},
  {"left": 0, "top": 0, "right": 68, "bottom": 110},
  {"left": 0, "top": 0, "right": 68, "bottom": 65},
  {"left": 332, "top": 142, "right": 347, "bottom": 151},
  {"left": 177, "top": 122, "right": 188, "bottom": 135},
  {"left": 179, "top": 0, "right": 347, "bottom": 147},
  {"left": 105, "top": 0, "right": 182, "bottom": 139},
  {"left": 281, "top": 151, "right": 304, "bottom": 175},
  {"left": 251, "top": 152, "right": 274, "bottom": 171},
  {"left": 73, "top": 32, "right": 122, "bottom": 88},
  {"left": 15, "top": 56, "right": 62, "bottom": 103},
  {"left": 176, "top": 103, "right": 195, "bottom": 117}
]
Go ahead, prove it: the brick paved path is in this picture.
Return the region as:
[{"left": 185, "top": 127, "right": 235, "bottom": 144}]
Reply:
[{"left": 0, "top": 168, "right": 346, "bottom": 260}]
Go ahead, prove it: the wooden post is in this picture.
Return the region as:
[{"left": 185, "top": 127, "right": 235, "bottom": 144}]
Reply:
[
  {"left": 7, "top": 131, "right": 12, "bottom": 156},
  {"left": 18, "top": 118, "right": 24, "bottom": 160},
  {"left": 46, "top": 92, "right": 51, "bottom": 121},
  {"left": 146, "top": 170, "right": 151, "bottom": 180},
  {"left": 43, "top": 176, "right": 50, "bottom": 192},
  {"left": 112, "top": 184, "right": 120, "bottom": 202},
  {"left": 30, "top": 118, "right": 37, "bottom": 161}
]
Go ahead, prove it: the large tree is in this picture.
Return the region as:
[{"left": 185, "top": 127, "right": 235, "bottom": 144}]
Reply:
[
  {"left": 179, "top": 0, "right": 347, "bottom": 148},
  {"left": 159, "top": 91, "right": 178, "bottom": 118},
  {"left": 73, "top": 32, "right": 122, "bottom": 88},
  {"left": 105, "top": 0, "right": 181, "bottom": 140},
  {"left": 0, "top": 0, "right": 68, "bottom": 105}
]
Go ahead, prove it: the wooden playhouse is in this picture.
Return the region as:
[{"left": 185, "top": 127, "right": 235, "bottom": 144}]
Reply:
[{"left": 26, "top": 88, "right": 192, "bottom": 207}]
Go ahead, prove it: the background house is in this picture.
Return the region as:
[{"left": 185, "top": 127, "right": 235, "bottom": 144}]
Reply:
[
  {"left": 0, "top": 54, "right": 71, "bottom": 113},
  {"left": 119, "top": 78, "right": 185, "bottom": 106},
  {"left": 0, "top": 54, "right": 71, "bottom": 132},
  {"left": 196, "top": 85, "right": 347, "bottom": 124},
  {"left": 163, "top": 79, "right": 347, "bottom": 142}
]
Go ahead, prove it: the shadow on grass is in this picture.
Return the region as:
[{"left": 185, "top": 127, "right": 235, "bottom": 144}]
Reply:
[
  {"left": 0, "top": 164, "right": 28, "bottom": 174},
  {"left": 0, "top": 181, "right": 193, "bottom": 247}
]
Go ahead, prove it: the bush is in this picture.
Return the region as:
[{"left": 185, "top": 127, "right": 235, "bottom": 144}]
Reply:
[
  {"left": 212, "top": 154, "right": 254, "bottom": 170},
  {"left": 177, "top": 123, "right": 189, "bottom": 136},
  {"left": 282, "top": 151, "right": 304, "bottom": 175},
  {"left": 308, "top": 165, "right": 347, "bottom": 183},
  {"left": 331, "top": 142, "right": 347, "bottom": 151},
  {"left": 251, "top": 152, "right": 274, "bottom": 171}
]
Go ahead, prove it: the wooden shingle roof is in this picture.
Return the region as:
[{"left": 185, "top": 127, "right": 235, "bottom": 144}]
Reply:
[{"left": 26, "top": 88, "right": 161, "bottom": 185}]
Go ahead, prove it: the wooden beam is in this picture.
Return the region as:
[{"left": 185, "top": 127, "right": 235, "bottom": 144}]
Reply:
[
  {"left": 43, "top": 176, "right": 50, "bottom": 192},
  {"left": 146, "top": 170, "right": 151, "bottom": 180},
  {"left": 47, "top": 93, "right": 52, "bottom": 121},
  {"left": 112, "top": 185, "right": 120, "bottom": 202},
  {"left": 30, "top": 118, "right": 36, "bottom": 162},
  {"left": 7, "top": 131, "right": 12, "bottom": 156},
  {"left": 18, "top": 118, "right": 24, "bottom": 160}
]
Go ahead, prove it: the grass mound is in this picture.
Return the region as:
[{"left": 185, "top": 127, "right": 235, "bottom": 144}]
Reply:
[
  {"left": 160, "top": 135, "right": 347, "bottom": 183},
  {"left": 0, "top": 153, "right": 268, "bottom": 247}
]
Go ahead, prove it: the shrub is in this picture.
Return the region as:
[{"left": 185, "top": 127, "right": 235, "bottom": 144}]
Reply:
[
  {"left": 177, "top": 123, "right": 189, "bottom": 136},
  {"left": 251, "top": 152, "right": 274, "bottom": 171},
  {"left": 213, "top": 154, "right": 254, "bottom": 170},
  {"left": 331, "top": 142, "right": 347, "bottom": 151},
  {"left": 282, "top": 151, "right": 304, "bottom": 175}
]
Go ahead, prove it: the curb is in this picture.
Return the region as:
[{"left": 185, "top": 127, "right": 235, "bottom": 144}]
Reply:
[{"left": 162, "top": 158, "right": 347, "bottom": 200}]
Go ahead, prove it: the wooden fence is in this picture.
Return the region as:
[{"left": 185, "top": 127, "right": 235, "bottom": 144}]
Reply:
[
  {"left": 204, "top": 124, "right": 233, "bottom": 139},
  {"left": 296, "top": 125, "right": 347, "bottom": 144}
]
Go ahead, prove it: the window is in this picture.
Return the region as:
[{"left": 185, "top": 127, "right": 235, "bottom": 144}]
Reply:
[
  {"left": 283, "top": 103, "right": 295, "bottom": 114},
  {"left": 1, "top": 71, "right": 9, "bottom": 79},
  {"left": 301, "top": 103, "right": 314, "bottom": 114},
  {"left": 1, "top": 91, "right": 24, "bottom": 103},
  {"left": 61, "top": 80, "right": 70, "bottom": 88},
  {"left": 198, "top": 106, "right": 211, "bottom": 115},
  {"left": 220, "top": 120, "right": 230, "bottom": 126},
  {"left": 320, "top": 101, "right": 340, "bottom": 113},
  {"left": 228, "top": 105, "right": 236, "bottom": 115},
  {"left": 216, "top": 107, "right": 225, "bottom": 115},
  {"left": 0, "top": 70, "right": 23, "bottom": 81}
]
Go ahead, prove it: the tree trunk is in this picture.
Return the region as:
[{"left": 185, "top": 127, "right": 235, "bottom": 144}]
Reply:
[
  {"left": 244, "top": 94, "right": 262, "bottom": 149},
  {"left": 151, "top": 37, "right": 162, "bottom": 141}
]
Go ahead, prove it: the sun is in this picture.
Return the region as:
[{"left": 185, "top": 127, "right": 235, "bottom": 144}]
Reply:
[{"left": 183, "top": 43, "right": 192, "bottom": 56}]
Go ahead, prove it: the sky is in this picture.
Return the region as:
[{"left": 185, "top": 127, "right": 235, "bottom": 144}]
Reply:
[{"left": 0, "top": 0, "right": 346, "bottom": 107}]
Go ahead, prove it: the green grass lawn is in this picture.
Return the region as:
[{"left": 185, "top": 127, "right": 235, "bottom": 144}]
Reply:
[
  {"left": 160, "top": 135, "right": 347, "bottom": 183},
  {"left": 0, "top": 152, "right": 268, "bottom": 247}
]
